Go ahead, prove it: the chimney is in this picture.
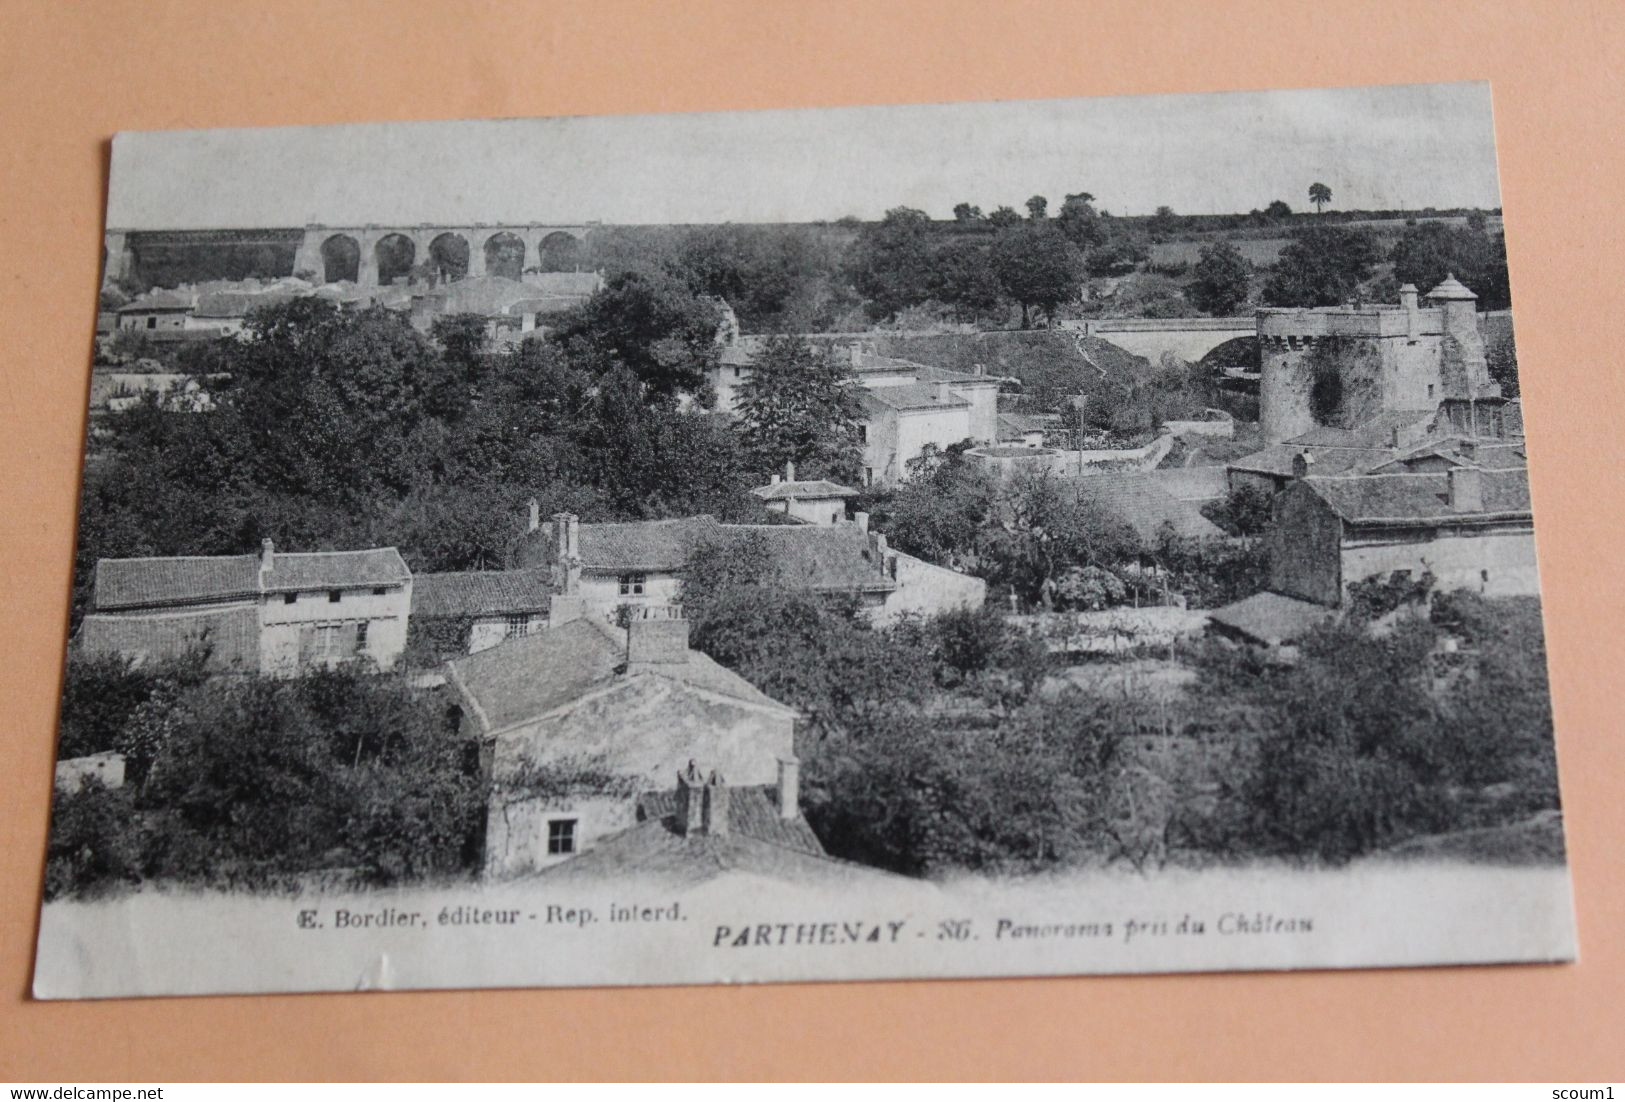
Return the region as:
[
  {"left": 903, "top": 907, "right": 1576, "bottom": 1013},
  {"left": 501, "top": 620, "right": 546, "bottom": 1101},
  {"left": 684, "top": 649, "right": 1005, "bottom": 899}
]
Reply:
[
  {"left": 551, "top": 512, "right": 581, "bottom": 595},
  {"left": 1447, "top": 467, "right": 1484, "bottom": 513},
  {"left": 259, "top": 538, "right": 274, "bottom": 574},
  {"left": 527, "top": 497, "right": 540, "bottom": 532},
  {"left": 1291, "top": 450, "right": 1314, "bottom": 478},
  {"left": 770, "top": 473, "right": 781, "bottom": 486},
  {"left": 785, "top": 460, "right": 796, "bottom": 483},
  {"left": 1399, "top": 281, "right": 1419, "bottom": 322},
  {"left": 854, "top": 511, "right": 869, "bottom": 532},
  {"left": 777, "top": 758, "right": 800, "bottom": 820},
  {"left": 674, "top": 761, "right": 704, "bottom": 836},
  {"left": 627, "top": 608, "right": 690, "bottom": 664},
  {"left": 973, "top": 363, "right": 985, "bottom": 376},
  {"left": 702, "top": 771, "right": 731, "bottom": 837},
  {"left": 874, "top": 532, "right": 888, "bottom": 555}
]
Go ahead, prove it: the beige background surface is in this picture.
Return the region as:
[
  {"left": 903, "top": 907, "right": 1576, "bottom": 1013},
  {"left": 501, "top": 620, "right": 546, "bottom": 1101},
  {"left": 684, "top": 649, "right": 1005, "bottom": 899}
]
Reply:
[{"left": 1, "top": 0, "right": 1621, "bottom": 1081}]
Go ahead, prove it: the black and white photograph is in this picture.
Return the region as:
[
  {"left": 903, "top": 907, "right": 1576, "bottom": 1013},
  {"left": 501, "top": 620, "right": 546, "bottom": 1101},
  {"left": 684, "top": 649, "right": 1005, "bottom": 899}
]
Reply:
[{"left": 34, "top": 82, "right": 1575, "bottom": 998}]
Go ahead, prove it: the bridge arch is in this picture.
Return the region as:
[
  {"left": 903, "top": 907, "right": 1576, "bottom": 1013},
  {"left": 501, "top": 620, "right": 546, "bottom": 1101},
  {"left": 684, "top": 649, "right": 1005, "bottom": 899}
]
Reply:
[
  {"left": 375, "top": 233, "right": 416, "bottom": 286},
  {"left": 321, "top": 234, "right": 361, "bottom": 284},
  {"left": 428, "top": 232, "right": 470, "bottom": 282},
  {"left": 483, "top": 231, "right": 525, "bottom": 281},
  {"left": 535, "top": 231, "right": 583, "bottom": 272}
]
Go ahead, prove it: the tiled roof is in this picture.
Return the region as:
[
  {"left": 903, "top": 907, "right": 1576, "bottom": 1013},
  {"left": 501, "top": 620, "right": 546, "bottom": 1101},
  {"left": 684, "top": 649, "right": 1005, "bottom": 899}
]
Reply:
[
  {"left": 1145, "top": 466, "right": 1229, "bottom": 502},
  {"left": 751, "top": 478, "right": 859, "bottom": 502},
  {"left": 1228, "top": 444, "right": 1383, "bottom": 479},
  {"left": 718, "top": 524, "right": 896, "bottom": 593},
  {"left": 996, "top": 412, "right": 1056, "bottom": 439},
  {"left": 857, "top": 383, "right": 971, "bottom": 413},
  {"left": 1072, "top": 473, "right": 1227, "bottom": 541},
  {"left": 411, "top": 569, "right": 553, "bottom": 618},
  {"left": 94, "top": 555, "right": 260, "bottom": 611},
  {"left": 93, "top": 547, "right": 409, "bottom": 611},
  {"left": 77, "top": 604, "right": 259, "bottom": 669},
  {"left": 118, "top": 289, "right": 195, "bottom": 313},
  {"left": 1208, "top": 591, "right": 1334, "bottom": 646},
  {"left": 636, "top": 785, "right": 826, "bottom": 855},
  {"left": 262, "top": 548, "right": 411, "bottom": 593},
  {"left": 447, "top": 617, "right": 797, "bottom": 734},
  {"left": 516, "top": 516, "right": 725, "bottom": 573},
  {"left": 1303, "top": 469, "right": 1532, "bottom": 525}
]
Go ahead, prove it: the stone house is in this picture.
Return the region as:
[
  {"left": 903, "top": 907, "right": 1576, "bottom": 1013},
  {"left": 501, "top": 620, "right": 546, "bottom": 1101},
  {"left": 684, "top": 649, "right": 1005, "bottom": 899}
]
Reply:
[
  {"left": 512, "top": 509, "right": 714, "bottom": 613},
  {"left": 77, "top": 540, "right": 412, "bottom": 674},
  {"left": 1266, "top": 466, "right": 1537, "bottom": 608},
  {"left": 751, "top": 462, "right": 859, "bottom": 527},
  {"left": 444, "top": 607, "right": 801, "bottom": 878},
  {"left": 115, "top": 289, "right": 197, "bottom": 335}
]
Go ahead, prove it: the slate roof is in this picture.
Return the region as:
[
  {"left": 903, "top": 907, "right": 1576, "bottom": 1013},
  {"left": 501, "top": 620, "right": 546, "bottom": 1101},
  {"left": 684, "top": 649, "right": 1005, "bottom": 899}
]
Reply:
[
  {"left": 636, "top": 785, "right": 826, "bottom": 856},
  {"left": 516, "top": 516, "right": 725, "bottom": 573},
  {"left": 77, "top": 604, "right": 259, "bottom": 669},
  {"left": 720, "top": 524, "right": 896, "bottom": 593},
  {"left": 446, "top": 617, "right": 798, "bottom": 735},
  {"left": 751, "top": 478, "right": 859, "bottom": 502},
  {"left": 1302, "top": 469, "right": 1532, "bottom": 526},
  {"left": 857, "top": 384, "right": 971, "bottom": 414},
  {"left": 1207, "top": 591, "right": 1335, "bottom": 647},
  {"left": 411, "top": 569, "right": 553, "bottom": 618},
  {"left": 1072, "top": 473, "right": 1227, "bottom": 541},
  {"left": 93, "top": 547, "right": 410, "bottom": 611}
]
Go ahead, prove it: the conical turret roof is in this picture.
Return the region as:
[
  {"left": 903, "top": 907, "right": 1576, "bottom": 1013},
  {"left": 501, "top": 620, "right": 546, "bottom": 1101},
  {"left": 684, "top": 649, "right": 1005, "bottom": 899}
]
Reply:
[{"left": 1426, "top": 273, "right": 1477, "bottom": 301}]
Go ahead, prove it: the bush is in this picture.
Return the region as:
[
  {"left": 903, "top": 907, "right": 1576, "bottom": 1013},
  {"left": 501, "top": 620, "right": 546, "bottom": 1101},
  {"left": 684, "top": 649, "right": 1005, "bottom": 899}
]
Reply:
[{"left": 45, "top": 780, "right": 140, "bottom": 900}]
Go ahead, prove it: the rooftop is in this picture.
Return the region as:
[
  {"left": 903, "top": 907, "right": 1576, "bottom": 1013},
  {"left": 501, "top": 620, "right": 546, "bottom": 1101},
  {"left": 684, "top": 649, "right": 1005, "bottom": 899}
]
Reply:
[
  {"left": 1072, "top": 472, "right": 1227, "bottom": 542},
  {"left": 1208, "top": 591, "right": 1335, "bottom": 647},
  {"left": 93, "top": 546, "right": 410, "bottom": 611},
  {"left": 515, "top": 515, "right": 724, "bottom": 573},
  {"left": 1302, "top": 468, "right": 1532, "bottom": 525},
  {"left": 857, "top": 384, "right": 971, "bottom": 415},
  {"left": 411, "top": 569, "right": 553, "bottom": 618},
  {"left": 719, "top": 524, "right": 896, "bottom": 593},
  {"left": 76, "top": 604, "right": 260, "bottom": 669},
  {"left": 446, "top": 616, "right": 798, "bottom": 735},
  {"left": 751, "top": 478, "right": 860, "bottom": 502}
]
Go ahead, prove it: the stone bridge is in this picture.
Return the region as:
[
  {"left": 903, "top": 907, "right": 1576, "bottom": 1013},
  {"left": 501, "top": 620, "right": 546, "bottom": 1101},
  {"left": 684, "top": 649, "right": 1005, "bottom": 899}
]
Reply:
[
  {"left": 1065, "top": 316, "right": 1257, "bottom": 364},
  {"left": 104, "top": 223, "right": 597, "bottom": 290}
]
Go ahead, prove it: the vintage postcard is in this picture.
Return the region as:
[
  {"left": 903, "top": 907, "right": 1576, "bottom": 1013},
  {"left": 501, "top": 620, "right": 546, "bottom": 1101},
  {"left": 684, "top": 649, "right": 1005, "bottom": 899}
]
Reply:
[{"left": 36, "top": 82, "right": 1575, "bottom": 999}]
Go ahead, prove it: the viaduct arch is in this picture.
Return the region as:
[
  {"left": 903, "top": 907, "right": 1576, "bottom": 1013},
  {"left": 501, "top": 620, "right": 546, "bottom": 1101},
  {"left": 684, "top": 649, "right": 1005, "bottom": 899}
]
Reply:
[{"left": 104, "top": 223, "right": 597, "bottom": 291}]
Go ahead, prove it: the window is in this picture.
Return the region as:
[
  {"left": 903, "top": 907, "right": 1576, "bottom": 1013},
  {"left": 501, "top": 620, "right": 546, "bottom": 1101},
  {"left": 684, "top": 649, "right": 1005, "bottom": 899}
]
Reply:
[
  {"left": 372, "top": 586, "right": 387, "bottom": 596},
  {"left": 504, "top": 613, "right": 533, "bottom": 638},
  {"left": 832, "top": 512, "right": 842, "bottom": 525},
  {"left": 283, "top": 592, "right": 297, "bottom": 605},
  {"left": 731, "top": 366, "right": 740, "bottom": 379},
  {"left": 547, "top": 818, "right": 577, "bottom": 856},
  {"left": 328, "top": 589, "right": 342, "bottom": 603},
  {"left": 863, "top": 467, "right": 873, "bottom": 486},
  {"left": 857, "top": 424, "right": 868, "bottom": 442},
  {"left": 618, "top": 573, "right": 646, "bottom": 596},
  {"left": 354, "top": 621, "right": 369, "bottom": 653},
  {"left": 145, "top": 316, "right": 156, "bottom": 330},
  {"left": 306, "top": 623, "right": 345, "bottom": 660},
  {"left": 1427, "top": 384, "right": 1435, "bottom": 399}
]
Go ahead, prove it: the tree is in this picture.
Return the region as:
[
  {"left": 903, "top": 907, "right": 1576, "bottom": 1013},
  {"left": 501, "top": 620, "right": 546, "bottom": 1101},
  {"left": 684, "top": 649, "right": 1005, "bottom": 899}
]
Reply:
[
  {"left": 1262, "top": 226, "right": 1381, "bottom": 307},
  {"left": 734, "top": 336, "right": 863, "bottom": 482},
  {"left": 1025, "top": 195, "right": 1049, "bottom": 220},
  {"left": 992, "top": 223, "right": 1083, "bottom": 327},
  {"left": 952, "top": 202, "right": 983, "bottom": 223},
  {"left": 986, "top": 206, "right": 1023, "bottom": 229},
  {"left": 1265, "top": 199, "right": 1293, "bottom": 220},
  {"left": 1187, "top": 240, "right": 1254, "bottom": 315},
  {"left": 929, "top": 236, "right": 1004, "bottom": 319},
  {"left": 1390, "top": 221, "right": 1511, "bottom": 310},
  {"left": 846, "top": 206, "right": 935, "bottom": 321},
  {"left": 553, "top": 268, "right": 722, "bottom": 398},
  {"left": 1308, "top": 182, "right": 1333, "bottom": 214},
  {"left": 1148, "top": 205, "right": 1179, "bottom": 239},
  {"left": 1055, "top": 192, "right": 1106, "bottom": 250}
]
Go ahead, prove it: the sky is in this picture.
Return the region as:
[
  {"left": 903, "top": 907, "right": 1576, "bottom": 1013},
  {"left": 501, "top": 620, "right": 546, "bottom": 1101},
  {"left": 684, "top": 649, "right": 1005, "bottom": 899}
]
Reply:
[{"left": 107, "top": 82, "right": 1503, "bottom": 229}]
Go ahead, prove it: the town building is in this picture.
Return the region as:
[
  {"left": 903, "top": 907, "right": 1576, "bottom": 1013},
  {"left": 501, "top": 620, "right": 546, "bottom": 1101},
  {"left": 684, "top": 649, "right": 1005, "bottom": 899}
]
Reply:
[
  {"left": 1256, "top": 276, "right": 1500, "bottom": 445},
  {"left": 527, "top": 761, "right": 902, "bottom": 889},
  {"left": 77, "top": 540, "right": 412, "bottom": 674},
  {"left": 750, "top": 463, "right": 859, "bottom": 526},
  {"left": 444, "top": 607, "right": 801, "bottom": 877},
  {"left": 407, "top": 271, "right": 603, "bottom": 346},
  {"left": 409, "top": 568, "right": 554, "bottom": 655},
  {"left": 510, "top": 507, "right": 985, "bottom": 626},
  {"left": 115, "top": 289, "right": 200, "bottom": 336}
]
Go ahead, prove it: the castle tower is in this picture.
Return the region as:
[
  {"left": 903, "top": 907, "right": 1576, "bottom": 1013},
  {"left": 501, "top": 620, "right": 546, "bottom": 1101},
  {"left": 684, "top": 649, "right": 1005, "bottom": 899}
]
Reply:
[{"left": 1426, "top": 274, "right": 1498, "bottom": 400}]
